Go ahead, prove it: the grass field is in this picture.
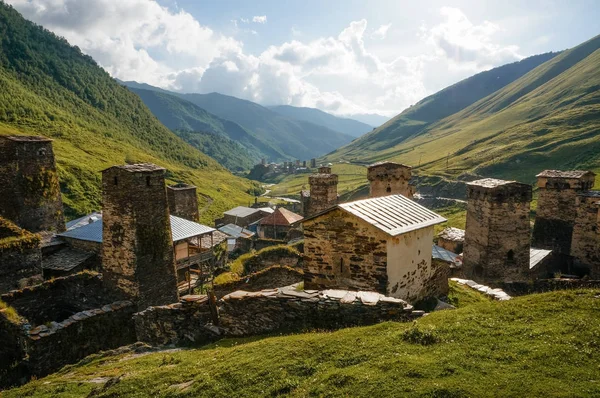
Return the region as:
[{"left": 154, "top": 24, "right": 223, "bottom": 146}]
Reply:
[{"left": 6, "top": 288, "right": 600, "bottom": 397}]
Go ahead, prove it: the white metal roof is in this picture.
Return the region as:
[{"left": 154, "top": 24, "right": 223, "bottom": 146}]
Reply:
[
  {"left": 223, "top": 206, "right": 260, "bottom": 218},
  {"left": 338, "top": 194, "right": 446, "bottom": 236},
  {"left": 58, "top": 214, "right": 215, "bottom": 243},
  {"left": 530, "top": 248, "right": 553, "bottom": 270}
]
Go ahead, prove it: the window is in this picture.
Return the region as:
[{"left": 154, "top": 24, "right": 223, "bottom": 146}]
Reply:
[
  {"left": 340, "top": 258, "right": 344, "bottom": 273},
  {"left": 507, "top": 250, "right": 516, "bottom": 265},
  {"left": 146, "top": 176, "right": 151, "bottom": 186},
  {"left": 386, "top": 186, "right": 392, "bottom": 193},
  {"left": 113, "top": 176, "right": 118, "bottom": 186},
  {"left": 37, "top": 148, "right": 47, "bottom": 156}
]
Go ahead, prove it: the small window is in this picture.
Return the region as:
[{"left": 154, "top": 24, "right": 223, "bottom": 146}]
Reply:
[
  {"left": 37, "top": 148, "right": 47, "bottom": 156},
  {"left": 113, "top": 176, "right": 118, "bottom": 186},
  {"left": 507, "top": 250, "right": 516, "bottom": 265},
  {"left": 340, "top": 258, "right": 344, "bottom": 273},
  {"left": 146, "top": 176, "right": 151, "bottom": 186},
  {"left": 386, "top": 186, "right": 392, "bottom": 193}
]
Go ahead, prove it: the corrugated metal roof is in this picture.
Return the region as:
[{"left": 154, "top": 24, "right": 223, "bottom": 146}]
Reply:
[
  {"left": 65, "top": 212, "right": 102, "bottom": 230},
  {"left": 338, "top": 194, "right": 446, "bottom": 236},
  {"left": 530, "top": 248, "right": 552, "bottom": 269},
  {"left": 218, "top": 223, "right": 255, "bottom": 239},
  {"left": 58, "top": 214, "right": 215, "bottom": 243},
  {"left": 432, "top": 245, "right": 460, "bottom": 264}
]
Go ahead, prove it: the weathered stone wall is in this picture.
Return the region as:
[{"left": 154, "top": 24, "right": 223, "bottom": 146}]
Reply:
[
  {"left": 304, "top": 208, "right": 389, "bottom": 293},
  {"left": 167, "top": 183, "right": 199, "bottom": 222},
  {"left": 0, "top": 308, "right": 27, "bottom": 387},
  {"left": 0, "top": 241, "right": 41, "bottom": 294},
  {"left": 254, "top": 238, "right": 288, "bottom": 251},
  {"left": 570, "top": 192, "right": 600, "bottom": 278},
  {"left": 133, "top": 295, "right": 216, "bottom": 346},
  {"left": 213, "top": 266, "right": 304, "bottom": 298},
  {"left": 463, "top": 179, "right": 532, "bottom": 283},
  {"left": 436, "top": 227, "right": 465, "bottom": 254},
  {"left": 61, "top": 236, "right": 102, "bottom": 254},
  {"left": 239, "top": 245, "right": 301, "bottom": 274},
  {"left": 1, "top": 272, "right": 121, "bottom": 326},
  {"left": 102, "top": 164, "right": 178, "bottom": 309},
  {"left": 259, "top": 224, "right": 292, "bottom": 240},
  {"left": 306, "top": 173, "right": 338, "bottom": 217},
  {"left": 218, "top": 287, "right": 420, "bottom": 337},
  {"left": 25, "top": 300, "right": 136, "bottom": 377},
  {"left": 0, "top": 136, "right": 65, "bottom": 233},
  {"left": 532, "top": 174, "right": 595, "bottom": 254},
  {"left": 367, "top": 162, "right": 414, "bottom": 198}
]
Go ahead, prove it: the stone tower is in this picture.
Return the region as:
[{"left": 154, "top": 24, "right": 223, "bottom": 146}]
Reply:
[
  {"left": 532, "top": 170, "right": 595, "bottom": 254},
  {"left": 304, "top": 166, "right": 338, "bottom": 217},
  {"left": 367, "top": 161, "right": 414, "bottom": 198},
  {"left": 0, "top": 136, "right": 65, "bottom": 233},
  {"left": 167, "top": 183, "right": 199, "bottom": 222},
  {"left": 463, "top": 178, "right": 532, "bottom": 283},
  {"left": 570, "top": 191, "right": 600, "bottom": 278},
  {"left": 101, "top": 164, "right": 178, "bottom": 309}
]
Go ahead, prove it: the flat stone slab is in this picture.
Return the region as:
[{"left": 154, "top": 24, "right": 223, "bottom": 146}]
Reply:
[
  {"left": 357, "top": 291, "right": 381, "bottom": 306},
  {"left": 322, "top": 289, "right": 348, "bottom": 300},
  {"left": 278, "top": 289, "right": 319, "bottom": 299},
  {"left": 340, "top": 291, "right": 357, "bottom": 304},
  {"left": 380, "top": 296, "right": 407, "bottom": 306}
]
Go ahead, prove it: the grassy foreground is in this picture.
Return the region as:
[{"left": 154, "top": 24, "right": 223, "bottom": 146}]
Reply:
[{"left": 6, "top": 288, "right": 600, "bottom": 397}]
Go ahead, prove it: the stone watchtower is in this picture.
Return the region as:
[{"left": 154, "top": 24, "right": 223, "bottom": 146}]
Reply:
[
  {"left": 167, "top": 183, "right": 199, "bottom": 222},
  {"left": 303, "top": 166, "right": 338, "bottom": 217},
  {"left": 463, "top": 178, "right": 532, "bottom": 283},
  {"left": 367, "top": 161, "right": 414, "bottom": 198},
  {"left": 570, "top": 191, "right": 600, "bottom": 278},
  {"left": 0, "top": 136, "right": 65, "bottom": 233},
  {"left": 532, "top": 170, "right": 595, "bottom": 254},
  {"left": 101, "top": 164, "right": 178, "bottom": 309}
]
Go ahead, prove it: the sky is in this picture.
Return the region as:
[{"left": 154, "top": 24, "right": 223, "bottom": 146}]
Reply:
[{"left": 6, "top": 0, "right": 599, "bottom": 117}]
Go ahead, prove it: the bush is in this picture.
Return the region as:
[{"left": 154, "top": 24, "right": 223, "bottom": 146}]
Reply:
[{"left": 401, "top": 325, "right": 440, "bottom": 346}]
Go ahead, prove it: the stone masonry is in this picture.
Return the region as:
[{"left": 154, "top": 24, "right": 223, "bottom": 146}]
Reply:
[
  {"left": 532, "top": 170, "right": 596, "bottom": 254},
  {"left": 101, "top": 164, "right": 179, "bottom": 309},
  {"left": 0, "top": 136, "right": 65, "bottom": 233},
  {"left": 303, "top": 166, "right": 338, "bottom": 217},
  {"left": 463, "top": 178, "right": 532, "bottom": 283},
  {"left": 167, "top": 183, "right": 199, "bottom": 222},
  {"left": 0, "top": 217, "right": 41, "bottom": 293},
  {"left": 570, "top": 191, "right": 600, "bottom": 278},
  {"left": 367, "top": 161, "right": 415, "bottom": 198}
]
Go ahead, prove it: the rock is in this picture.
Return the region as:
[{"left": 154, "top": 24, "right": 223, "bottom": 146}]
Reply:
[
  {"left": 433, "top": 299, "right": 456, "bottom": 311},
  {"left": 357, "top": 291, "right": 380, "bottom": 306},
  {"left": 322, "top": 289, "right": 348, "bottom": 300},
  {"left": 340, "top": 291, "right": 357, "bottom": 304}
]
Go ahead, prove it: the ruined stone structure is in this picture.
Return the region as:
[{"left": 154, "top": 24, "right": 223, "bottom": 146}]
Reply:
[
  {"left": 302, "top": 166, "right": 338, "bottom": 217},
  {"left": 437, "top": 227, "right": 465, "bottom": 254},
  {"left": 0, "top": 136, "right": 65, "bottom": 233},
  {"left": 570, "top": 191, "right": 600, "bottom": 278},
  {"left": 102, "top": 164, "right": 179, "bottom": 309},
  {"left": 532, "top": 170, "right": 596, "bottom": 254},
  {"left": 213, "top": 266, "right": 304, "bottom": 298},
  {"left": 367, "top": 161, "right": 415, "bottom": 198},
  {"left": 167, "top": 183, "right": 199, "bottom": 222},
  {"left": 0, "top": 217, "right": 41, "bottom": 293},
  {"left": 303, "top": 194, "right": 447, "bottom": 302},
  {"left": 463, "top": 178, "right": 532, "bottom": 283}
]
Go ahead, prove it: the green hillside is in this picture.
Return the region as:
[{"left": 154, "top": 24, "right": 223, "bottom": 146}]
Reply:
[
  {"left": 327, "top": 35, "right": 600, "bottom": 186},
  {"left": 268, "top": 105, "right": 373, "bottom": 137},
  {"left": 6, "top": 289, "right": 600, "bottom": 397},
  {"left": 129, "top": 88, "right": 283, "bottom": 170},
  {"left": 0, "top": 2, "right": 259, "bottom": 222}
]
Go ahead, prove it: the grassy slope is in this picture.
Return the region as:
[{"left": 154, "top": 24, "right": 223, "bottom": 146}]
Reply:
[
  {"left": 130, "top": 87, "right": 284, "bottom": 169},
  {"left": 327, "top": 36, "right": 600, "bottom": 187},
  {"left": 0, "top": 3, "right": 258, "bottom": 222},
  {"left": 7, "top": 289, "right": 600, "bottom": 397}
]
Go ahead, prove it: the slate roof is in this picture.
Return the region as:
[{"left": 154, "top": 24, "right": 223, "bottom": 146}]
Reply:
[
  {"left": 259, "top": 208, "right": 303, "bottom": 226},
  {"left": 223, "top": 206, "right": 260, "bottom": 218},
  {"left": 437, "top": 227, "right": 465, "bottom": 242},
  {"left": 536, "top": 170, "right": 595, "bottom": 179},
  {"left": 58, "top": 214, "right": 215, "bottom": 243},
  {"left": 218, "top": 223, "right": 255, "bottom": 239},
  {"left": 337, "top": 194, "right": 446, "bottom": 236},
  {"left": 42, "top": 248, "right": 94, "bottom": 272}
]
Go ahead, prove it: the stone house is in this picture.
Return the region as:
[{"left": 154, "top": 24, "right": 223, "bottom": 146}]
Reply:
[
  {"left": 303, "top": 194, "right": 447, "bottom": 302},
  {"left": 437, "top": 227, "right": 465, "bottom": 254},
  {"left": 258, "top": 208, "right": 303, "bottom": 240},
  {"left": 167, "top": 183, "right": 200, "bottom": 222},
  {"left": 215, "top": 206, "right": 273, "bottom": 228},
  {"left": 570, "top": 191, "right": 600, "bottom": 278},
  {"left": 367, "top": 161, "right": 415, "bottom": 199},
  {"left": 0, "top": 217, "right": 42, "bottom": 293}
]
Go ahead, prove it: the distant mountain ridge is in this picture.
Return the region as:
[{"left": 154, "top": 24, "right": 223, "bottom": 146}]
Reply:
[{"left": 268, "top": 105, "right": 373, "bottom": 137}]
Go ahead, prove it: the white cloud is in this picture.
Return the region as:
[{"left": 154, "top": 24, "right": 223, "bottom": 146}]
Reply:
[
  {"left": 6, "top": 1, "right": 523, "bottom": 116},
  {"left": 371, "top": 23, "right": 391, "bottom": 40}
]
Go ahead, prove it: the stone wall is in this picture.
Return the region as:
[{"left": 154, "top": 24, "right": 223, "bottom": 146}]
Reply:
[
  {"left": 254, "top": 238, "right": 288, "bottom": 251},
  {"left": 1, "top": 272, "right": 120, "bottom": 326},
  {"left": 463, "top": 179, "right": 532, "bottom": 283},
  {"left": 61, "top": 236, "right": 102, "bottom": 254},
  {"left": 0, "top": 235, "right": 41, "bottom": 293},
  {"left": 306, "top": 172, "right": 338, "bottom": 217},
  {"left": 102, "top": 164, "right": 179, "bottom": 309},
  {"left": 570, "top": 192, "right": 600, "bottom": 278},
  {"left": 218, "top": 287, "right": 421, "bottom": 337},
  {"left": 213, "top": 266, "right": 304, "bottom": 298},
  {"left": 367, "top": 161, "right": 414, "bottom": 198},
  {"left": 0, "top": 307, "right": 27, "bottom": 387},
  {"left": 133, "top": 295, "right": 216, "bottom": 346},
  {"left": 0, "top": 136, "right": 65, "bottom": 233},
  {"left": 25, "top": 300, "right": 136, "bottom": 377},
  {"left": 239, "top": 245, "right": 302, "bottom": 275},
  {"left": 167, "top": 183, "right": 199, "bottom": 222}
]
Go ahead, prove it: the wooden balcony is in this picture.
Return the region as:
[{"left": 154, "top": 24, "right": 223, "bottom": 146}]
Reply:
[{"left": 176, "top": 250, "right": 214, "bottom": 270}]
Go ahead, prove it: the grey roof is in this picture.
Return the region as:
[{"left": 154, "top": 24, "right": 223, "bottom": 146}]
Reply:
[
  {"left": 223, "top": 206, "right": 260, "bottom": 218},
  {"left": 65, "top": 212, "right": 102, "bottom": 230},
  {"left": 338, "top": 194, "right": 446, "bottom": 236},
  {"left": 530, "top": 248, "right": 553, "bottom": 270},
  {"left": 218, "top": 223, "right": 255, "bottom": 239},
  {"left": 432, "top": 245, "right": 460, "bottom": 264},
  {"left": 58, "top": 214, "right": 215, "bottom": 243},
  {"left": 437, "top": 227, "right": 465, "bottom": 242},
  {"left": 43, "top": 248, "right": 94, "bottom": 272},
  {"left": 536, "top": 170, "right": 595, "bottom": 178}
]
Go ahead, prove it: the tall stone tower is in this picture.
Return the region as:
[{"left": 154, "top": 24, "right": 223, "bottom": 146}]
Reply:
[
  {"left": 167, "top": 183, "right": 199, "bottom": 222},
  {"left": 570, "top": 191, "right": 600, "bottom": 278},
  {"left": 304, "top": 166, "right": 338, "bottom": 217},
  {"left": 101, "top": 164, "right": 178, "bottom": 309},
  {"left": 367, "top": 161, "right": 414, "bottom": 198},
  {"left": 0, "top": 136, "right": 65, "bottom": 233},
  {"left": 532, "top": 170, "right": 595, "bottom": 254},
  {"left": 463, "top": 178, "right": 532, "bottom": 283}
]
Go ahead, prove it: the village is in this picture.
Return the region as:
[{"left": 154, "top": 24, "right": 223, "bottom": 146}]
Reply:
[{"left": 0, "top": 134, "right": 599, "bottom": 386}]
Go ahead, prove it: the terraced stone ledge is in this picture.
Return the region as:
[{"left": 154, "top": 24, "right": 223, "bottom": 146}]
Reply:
[{"left": 450, "top": 278, "right": 512, "bottom": 300}]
